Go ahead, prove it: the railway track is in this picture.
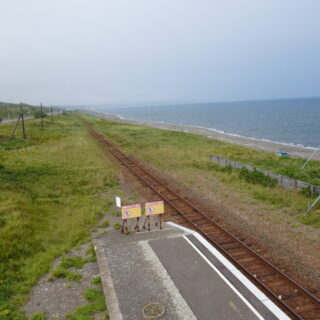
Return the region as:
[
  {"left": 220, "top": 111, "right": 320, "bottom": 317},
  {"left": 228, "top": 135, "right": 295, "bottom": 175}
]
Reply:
[{"left": 87, "top": 124, "right": 320, "bottom": 320}]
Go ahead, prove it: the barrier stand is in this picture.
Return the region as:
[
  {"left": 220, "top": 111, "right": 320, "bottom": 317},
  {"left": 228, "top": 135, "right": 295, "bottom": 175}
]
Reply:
[
  {"left": 120, "top": 204, "right": 142, "bottom": 235},
  {"left": 134, "top": 217, "right": 140, "bottom": 232},
  {"left": 145, "top": 201, "right": 164, "bottom": 231},
  {"left": 155, "top": 214, "right": 163, "bottom": 230},
  {"left": 142, "top": 216, "right": 151, "bottom": 231},
  {"left": 121, "top": 219, "right": 128, "bottom": 234}
]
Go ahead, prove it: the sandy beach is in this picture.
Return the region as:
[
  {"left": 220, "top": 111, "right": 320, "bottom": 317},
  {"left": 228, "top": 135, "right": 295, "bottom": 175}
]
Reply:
[{"left": 94, "top": 112, "right": 320, "bottom": 161}]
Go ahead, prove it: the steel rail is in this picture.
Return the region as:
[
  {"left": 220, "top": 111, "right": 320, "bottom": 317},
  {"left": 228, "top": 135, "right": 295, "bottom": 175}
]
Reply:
[{"left": 87, "top": 124, "right": 320, "bottom": 320}]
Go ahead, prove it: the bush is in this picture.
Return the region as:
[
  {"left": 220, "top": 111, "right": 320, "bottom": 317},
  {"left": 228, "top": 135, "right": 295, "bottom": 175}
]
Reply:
[
  {"left": 239, "top": 167, "right": 277, "bottom": 187},
  {"left": 34, "top": 111, "right": 47, "bottom": 119}
]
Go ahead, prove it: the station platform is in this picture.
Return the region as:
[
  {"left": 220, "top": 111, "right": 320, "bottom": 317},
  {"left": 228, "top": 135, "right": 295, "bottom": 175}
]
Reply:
[{"left": 94, "top": 221, "right": 289, "bottom": 320}]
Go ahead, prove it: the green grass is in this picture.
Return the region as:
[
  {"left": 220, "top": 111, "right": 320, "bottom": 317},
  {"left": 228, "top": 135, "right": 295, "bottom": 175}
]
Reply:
[
  {"left": 89, "top": 117, "right": 320, "bottom": 185},
  {"left": 60, "top": 256, "right": 90, "bottom": 269},
  {"left": 50, "top": 255, "right": 91, "bottom": 282},
  {"left": 113, "top": 223, "right": 121, "bottom": 230},
  {"left": 51, "top": 268, "right": 82, "bottom": 282},
  {"left": 66, "top": 287, "right": 108, "bottom": 320},
  {"left": 100, "top": 219, "right": 110, "bottom": 228},
  {"left": 239, "top": 167, "right": 277, "bottom": 187},
  {"left": 86, "top": 116, "right": 320, "bottom": 226},
  {"left": 85, "top": 245, "right": 97, "bottom": 263},
  {"left": 90, "top": 276, "right": 101, "bottom": 285},
  {"left": 28, "top": 313, "right": 47, "bottom": 320},
  {"left": 0, "top": 115, "right": 119, "bottom": 319}
]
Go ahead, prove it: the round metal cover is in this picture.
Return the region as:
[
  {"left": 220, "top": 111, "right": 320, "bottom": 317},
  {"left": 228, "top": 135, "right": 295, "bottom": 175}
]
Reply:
[{"left": 142, "top": 303, "right": 166, "bottom": 319}]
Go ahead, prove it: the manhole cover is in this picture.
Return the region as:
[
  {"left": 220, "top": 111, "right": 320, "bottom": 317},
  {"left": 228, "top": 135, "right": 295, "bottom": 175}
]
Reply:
[{"left": 142, "top": 303, "right": 166, "bottom": 319}]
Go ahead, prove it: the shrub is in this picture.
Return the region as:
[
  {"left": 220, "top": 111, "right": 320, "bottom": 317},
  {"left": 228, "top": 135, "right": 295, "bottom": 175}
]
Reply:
[
  {"left": 239, "top": 167, "right": 277, "bottom": 187},
  {"left": 34, "top": 111, "right": 47, "bottom": 119}
]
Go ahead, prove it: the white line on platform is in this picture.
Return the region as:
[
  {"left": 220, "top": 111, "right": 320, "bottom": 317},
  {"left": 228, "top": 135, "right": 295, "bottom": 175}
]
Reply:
[
  {"left": 167, "top": 222, "right": 290, "bottom": 320},
  {"left": 184, "top": 236, "right": 265, "bottom": 320}
]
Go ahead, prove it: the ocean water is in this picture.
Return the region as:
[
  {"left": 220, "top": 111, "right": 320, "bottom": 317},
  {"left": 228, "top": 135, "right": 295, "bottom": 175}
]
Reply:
[{"left": 101, "top": 98, "right": 320, "bottom": 148}]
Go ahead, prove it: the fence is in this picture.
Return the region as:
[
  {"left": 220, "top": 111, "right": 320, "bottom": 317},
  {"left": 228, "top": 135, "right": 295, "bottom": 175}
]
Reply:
[{"left": 210, "top": 155, "right": 320, "bottom": 193}]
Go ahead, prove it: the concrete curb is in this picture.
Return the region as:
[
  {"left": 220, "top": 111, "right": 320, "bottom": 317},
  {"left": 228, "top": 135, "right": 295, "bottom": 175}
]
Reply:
[{"left": 93, "top": 240, "right": 123, "bottom": 320}]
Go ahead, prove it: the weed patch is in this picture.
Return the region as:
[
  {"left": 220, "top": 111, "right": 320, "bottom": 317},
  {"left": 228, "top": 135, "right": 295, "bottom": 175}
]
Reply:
[
  {"left": 85, "top": 245, "right": 97, "bottom": 263},
  {"left": 51, "top": 268, "right": 82, "bottom": 282},
  {"left": 239, "top": 167, "right": 277, "bottom": 187},
  {"left": 113, "top": 223, "right": 121, "bottom": 230},
  {"left": 60, "top": 256, "right": 89, "bottom": 269},
  {"left": 298, "top": 213, "right": 320, "bottom": 227},
  {"left": 28, "top": 313, "right": 47, "bottom": 320},
  {"left": 101, "top": 220, "right": 110, "bottom": 228},
  {"left": 66, "top": 287, "right": 107, "bottom": 320},
  {"left": 90, "top": 277, "right": 101, "bottom": 285}
]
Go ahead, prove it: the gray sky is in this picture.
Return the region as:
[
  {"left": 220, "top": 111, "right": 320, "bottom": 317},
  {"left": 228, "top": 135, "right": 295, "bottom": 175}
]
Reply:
[{"left": 1, "top": 0, "right": 320, "bottom": 106}]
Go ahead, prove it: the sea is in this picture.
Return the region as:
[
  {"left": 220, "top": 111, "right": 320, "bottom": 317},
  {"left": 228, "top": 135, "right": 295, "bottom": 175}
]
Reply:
[{"left": 100, "top": 97, "right": 320, "bottom": 149}]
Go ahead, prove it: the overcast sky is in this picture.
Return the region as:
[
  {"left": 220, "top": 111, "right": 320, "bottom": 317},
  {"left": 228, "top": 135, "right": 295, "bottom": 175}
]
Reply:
[{"left": 0, "top": 0, "right": 320, "bottom": 106}]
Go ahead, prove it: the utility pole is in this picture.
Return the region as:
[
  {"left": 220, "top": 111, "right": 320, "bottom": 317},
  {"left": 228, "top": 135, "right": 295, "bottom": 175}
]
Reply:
[
  {"left": 301, "top": 149, "right": 319, "bottom": 169},
  {"left": 51, "top": 105, "right": 54, "bottom": 122},
  {"left": 11, "top": 115, "right": 21, "bottom": 138},
  {"left": 20, "top": 103, "right": 26, "bottom": 139},
  {"left": 40, "top": 103, "right": 44, "bottom": 129}
]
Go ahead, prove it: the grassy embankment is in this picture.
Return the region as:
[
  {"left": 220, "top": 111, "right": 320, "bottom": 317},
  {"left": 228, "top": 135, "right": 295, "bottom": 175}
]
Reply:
[
  {"left": 0, "top": 114, "right": 119, "bottom": 319},
  {"left": 88, "top": 116, "right": 320, "bottom": 226}
]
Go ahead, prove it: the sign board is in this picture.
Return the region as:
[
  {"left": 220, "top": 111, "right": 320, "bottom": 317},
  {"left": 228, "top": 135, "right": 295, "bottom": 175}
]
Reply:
[
  {"left": 115, "top": 196, "right": 121, "bottom": 208},
  {"left": 121, "top": 204, "right": 141, "bottom": 219},
  {"left": 145, "top": 201, "right": 164, "bottom": 216}
]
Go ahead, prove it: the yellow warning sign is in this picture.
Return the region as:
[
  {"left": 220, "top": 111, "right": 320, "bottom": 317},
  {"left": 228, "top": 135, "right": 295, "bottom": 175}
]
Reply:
[
  {"left": 121, "top": 204, "right": 142, "bottom": 219},
  {"left": 145, "top": 201, "right": 164, "bottom": 216}
]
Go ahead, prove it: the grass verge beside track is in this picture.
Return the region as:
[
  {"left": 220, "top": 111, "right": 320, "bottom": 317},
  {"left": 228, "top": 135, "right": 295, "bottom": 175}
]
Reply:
[
  {"left": 88, "top": 115, "right": 320, "bottom": 226},
  {"left": 0, "top": 115, "right": 119, "bottom": 319}
]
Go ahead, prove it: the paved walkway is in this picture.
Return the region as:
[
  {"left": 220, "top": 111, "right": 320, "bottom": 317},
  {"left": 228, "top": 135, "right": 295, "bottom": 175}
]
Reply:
[{"left": 94, "top": 222, "right": 288, "bottom": 320}]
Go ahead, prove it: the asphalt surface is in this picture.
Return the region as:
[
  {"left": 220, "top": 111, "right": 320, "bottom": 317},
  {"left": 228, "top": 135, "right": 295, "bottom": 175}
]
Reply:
[
  {"left": 150, "top": 236, "right": 260, "bottom": 320},
  {"left": 94, "top": 222, "right": 281, "bottom": 319}
]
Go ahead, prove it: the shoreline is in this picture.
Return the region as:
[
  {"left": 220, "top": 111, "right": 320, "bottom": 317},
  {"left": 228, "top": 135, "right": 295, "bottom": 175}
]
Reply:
[{"left": 92, "top": 112, "right": 320, "bottom": 160}]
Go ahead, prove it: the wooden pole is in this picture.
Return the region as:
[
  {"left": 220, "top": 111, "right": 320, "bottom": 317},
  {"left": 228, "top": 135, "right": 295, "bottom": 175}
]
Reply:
[
  {"left": 20, "top": 103, "right": 26, "bottom": 139},
  {"left": 21, "top": 112, "right": 26, "bottom": 139},
  {"left": 11, "top": 114, "right": 21, "bottom": 138},
  {"left": 51, "top": 106, "right": 54, "bottom": 122},
  {"left": 40, "top": 103, "right": 44, "bottom": 129}
]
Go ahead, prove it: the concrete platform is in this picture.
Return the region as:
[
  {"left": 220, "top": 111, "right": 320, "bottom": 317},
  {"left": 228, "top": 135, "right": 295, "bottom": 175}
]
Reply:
[{"left": 94, "top": 222, "right": 289, "bottom": 320}]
